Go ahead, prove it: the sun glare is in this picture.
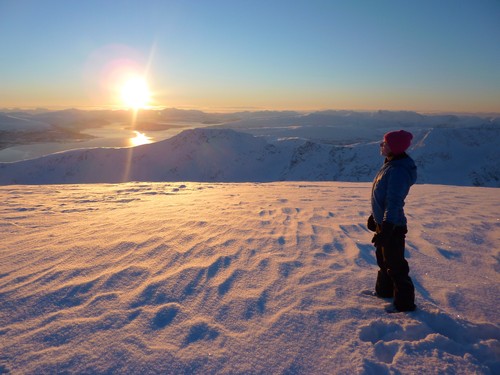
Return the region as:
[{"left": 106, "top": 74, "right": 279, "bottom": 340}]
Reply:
[
  {"left": 130, "top": 131, "right": 152, "bottom": 146},
  {"left": 120, "top": 77, "right": 151, "bottom": 109}
]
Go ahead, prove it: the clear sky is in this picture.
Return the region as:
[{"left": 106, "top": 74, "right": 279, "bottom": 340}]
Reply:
[{"left": 1, "top": 0, "right": 499, "bottom": 113}]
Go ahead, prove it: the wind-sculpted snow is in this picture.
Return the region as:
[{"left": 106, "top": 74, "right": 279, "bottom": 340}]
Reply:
[
  {"left": 0, "top": 126, "right": 499, "bottom": 186},
  {"left": 0, "top": 183, "right": 498, "bottom": 373}
]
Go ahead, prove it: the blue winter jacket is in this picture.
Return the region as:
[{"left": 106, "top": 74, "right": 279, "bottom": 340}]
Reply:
[{"left": 371, "top": 153, "right": 417, "bottom": 227}]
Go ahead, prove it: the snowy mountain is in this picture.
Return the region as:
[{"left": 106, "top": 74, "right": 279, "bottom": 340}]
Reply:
[
  {"left": 1, "top": 108, "right": 498, "bottom": 186},
  {"left": 0, "top": 125, "right": 499, "bottom": 186},
  {"left": 213, "top": 109, "right": 499, "bottom": 132},
  {"left": 0, "top": 127, "right": 500, "bottom": 187},
  {"left": 0, "top": 113, "right": 51, "bottom": 132}
]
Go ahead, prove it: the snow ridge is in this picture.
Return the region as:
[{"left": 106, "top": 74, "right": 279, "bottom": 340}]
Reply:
[{"left": 1, "top": 126, "right": 499, "bottom": 186}]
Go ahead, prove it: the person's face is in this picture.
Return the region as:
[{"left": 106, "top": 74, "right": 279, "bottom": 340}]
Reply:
[{"left": 380, "top": 141, "right": 391, "bottom": 156}]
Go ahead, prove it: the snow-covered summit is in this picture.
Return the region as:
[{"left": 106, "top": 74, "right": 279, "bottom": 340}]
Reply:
[{"left": 1, "top": 182, "right": 498, "bottom": 373}]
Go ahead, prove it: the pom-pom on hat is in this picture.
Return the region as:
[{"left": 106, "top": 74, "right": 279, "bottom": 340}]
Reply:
[{"left": 384, "top": 130, "right": 413, "bottom": 155}]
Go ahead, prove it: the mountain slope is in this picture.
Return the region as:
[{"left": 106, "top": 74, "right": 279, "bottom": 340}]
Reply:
[{"left": 0, "top": 127, "right": 498, "bottom": 186}]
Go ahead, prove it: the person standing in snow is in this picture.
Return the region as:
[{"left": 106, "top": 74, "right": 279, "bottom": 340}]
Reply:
[{"left": 367, "top": 130, "right": 417, "bottom": 312}]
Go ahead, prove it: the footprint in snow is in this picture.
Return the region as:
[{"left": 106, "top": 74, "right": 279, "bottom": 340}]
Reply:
[{"left": 359, "top": 307, "right": 500, "bottom": 369}]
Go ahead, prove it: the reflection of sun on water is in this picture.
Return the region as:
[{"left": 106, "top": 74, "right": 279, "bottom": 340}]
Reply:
[{"left": 130, "top": 131, "right": 152, "bottom": 146}]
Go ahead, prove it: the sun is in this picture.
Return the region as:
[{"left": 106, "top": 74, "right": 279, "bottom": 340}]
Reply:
[{"left": 120, "top": 76, "right": 151, "bottom": 109}]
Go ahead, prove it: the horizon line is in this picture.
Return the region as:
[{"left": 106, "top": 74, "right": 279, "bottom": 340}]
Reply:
[{"left": 1, "top": 105, "right": 500, "bottom": 117}]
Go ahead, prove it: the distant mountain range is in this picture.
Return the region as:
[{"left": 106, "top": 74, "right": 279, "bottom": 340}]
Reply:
[
  {"left": 1, "top": 123, "right": 498, "bottom": 186},
  {"left": 2, "top": 108, "right": 499, "bottom": 132}
]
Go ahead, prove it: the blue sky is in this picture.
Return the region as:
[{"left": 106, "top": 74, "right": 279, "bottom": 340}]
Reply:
[{"left": 0, "top": 0, "right": 499, "bottom": 112}]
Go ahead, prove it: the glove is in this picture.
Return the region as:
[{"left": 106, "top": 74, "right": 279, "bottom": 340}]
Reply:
[
  {"left": 367, "top": 214, "right": 377, "bottom": 232},
  {"left": 371, "top": 221, "right": 395, "bottom": 248}
]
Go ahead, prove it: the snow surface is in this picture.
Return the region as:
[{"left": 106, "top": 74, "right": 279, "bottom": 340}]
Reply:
[
  {"left": 1, "top": 182, "right": 499, "bottom": 374},
  {"left": 1, "top": 126, "right": 499, "bottom": 187}
]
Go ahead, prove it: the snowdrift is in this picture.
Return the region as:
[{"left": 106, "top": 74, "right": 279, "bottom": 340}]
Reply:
[{"left": 0, "top": 182, "right": 498, "bottom": 374}]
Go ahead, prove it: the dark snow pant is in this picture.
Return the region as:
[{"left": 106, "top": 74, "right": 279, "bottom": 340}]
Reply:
[{"left": 375, "top": 225, "right": 416, "bottom": 311}]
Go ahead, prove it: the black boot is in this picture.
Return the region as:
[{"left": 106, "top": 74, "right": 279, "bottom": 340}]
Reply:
[{"left": 392, "top": 275, "right": 416, "bottom": 311}]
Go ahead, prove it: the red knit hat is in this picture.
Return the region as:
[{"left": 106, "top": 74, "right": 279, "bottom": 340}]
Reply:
[{"left": 384, "top": 130, "right": 413, "bottom": 155}]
